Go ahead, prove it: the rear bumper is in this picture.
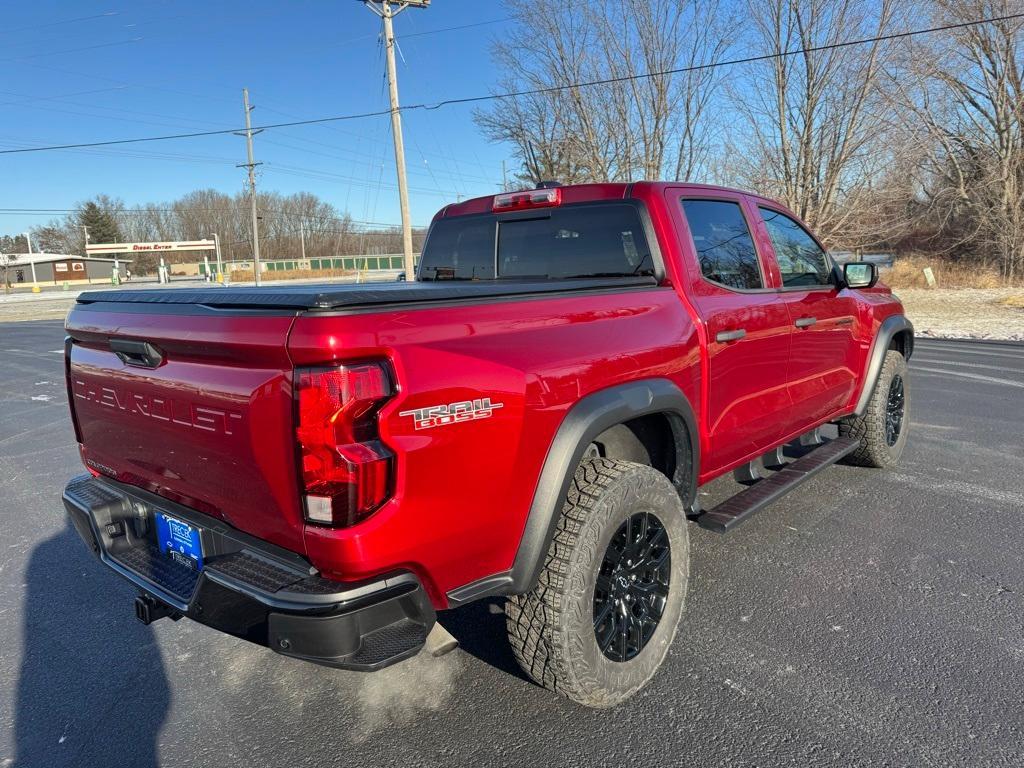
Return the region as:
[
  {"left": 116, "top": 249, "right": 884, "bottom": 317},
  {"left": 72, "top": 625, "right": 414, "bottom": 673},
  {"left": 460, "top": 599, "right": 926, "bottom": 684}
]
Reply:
[{"left": 62, "top": 474, "right": 434, "bottom": 671}]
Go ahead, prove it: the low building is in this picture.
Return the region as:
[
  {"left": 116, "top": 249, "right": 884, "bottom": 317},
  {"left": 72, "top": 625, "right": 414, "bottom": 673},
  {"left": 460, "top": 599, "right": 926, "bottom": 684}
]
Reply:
[{"left": 1, "top": 254, "right": 131, "bottom": 286}]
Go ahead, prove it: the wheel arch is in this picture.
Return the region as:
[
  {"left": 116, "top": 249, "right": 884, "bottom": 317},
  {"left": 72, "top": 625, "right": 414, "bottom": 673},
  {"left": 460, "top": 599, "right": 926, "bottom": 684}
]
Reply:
[
  {"left": 854, "top": 315, "right": 914, "bottom": 416},
  {"left": 452, "top": 379, "right": 699, "bottom": 609},
  {"left": 446, "top": 379, "right": 698, "bottom": 606}
]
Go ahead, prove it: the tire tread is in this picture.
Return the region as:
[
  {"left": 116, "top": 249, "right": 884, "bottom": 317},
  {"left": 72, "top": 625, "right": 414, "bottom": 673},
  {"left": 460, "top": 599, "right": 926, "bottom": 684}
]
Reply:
[
  {"left": 506, "top": 459, "right": 681, "bottom": 706},
  {"left": 839, "top": 349, "right": 908, "bottom": 468}
]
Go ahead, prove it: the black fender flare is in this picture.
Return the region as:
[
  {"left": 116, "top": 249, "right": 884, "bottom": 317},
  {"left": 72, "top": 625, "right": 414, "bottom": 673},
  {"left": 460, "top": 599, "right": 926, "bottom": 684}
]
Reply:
[
  {"left": 854, "top": 315, "right": 914, "bottom": 415},
  {"left": 446, "top": 378, "right": 699, "bottom": 605}
]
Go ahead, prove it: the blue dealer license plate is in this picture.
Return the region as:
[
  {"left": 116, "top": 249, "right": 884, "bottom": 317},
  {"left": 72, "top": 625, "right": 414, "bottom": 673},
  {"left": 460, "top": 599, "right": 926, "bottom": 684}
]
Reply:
[{"left": 155, "top": 513, "right": 203, "bottom": 571}]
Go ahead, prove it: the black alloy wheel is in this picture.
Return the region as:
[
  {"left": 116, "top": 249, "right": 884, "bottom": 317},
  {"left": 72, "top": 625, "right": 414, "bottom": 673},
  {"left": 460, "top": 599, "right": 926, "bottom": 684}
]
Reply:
[
  {"left": 885, "top": 374, "right": 905, "bottom": 447},
  {"left": 593, "top": 511, "right": 671, "bottom": 662}
]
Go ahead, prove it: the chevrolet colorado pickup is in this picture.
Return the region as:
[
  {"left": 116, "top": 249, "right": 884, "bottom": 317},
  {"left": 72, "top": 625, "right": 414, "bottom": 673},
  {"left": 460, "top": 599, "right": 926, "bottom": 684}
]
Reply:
[{"left": 62, "top": 182, "right": 913, "bottom": 707}]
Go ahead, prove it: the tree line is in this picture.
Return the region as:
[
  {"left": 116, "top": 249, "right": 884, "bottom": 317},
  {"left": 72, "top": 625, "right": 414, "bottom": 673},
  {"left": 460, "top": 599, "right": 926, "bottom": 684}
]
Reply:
[
  {"left": 11, "top": 190, "right": 423, "bottom": 275},
  {"left": 476, "top": 0, "right": 1024, "bottom": 282},
  {"left": 3, "top": 0, "right": 1020, "bottom": 282}
]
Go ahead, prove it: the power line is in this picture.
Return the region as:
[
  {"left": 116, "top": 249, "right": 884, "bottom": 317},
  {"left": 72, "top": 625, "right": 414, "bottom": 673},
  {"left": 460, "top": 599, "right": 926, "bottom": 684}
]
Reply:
[
  {"left": 0, "top": 11, "right": 119, "bottom": 36},
  {"left": 0, "top": 37, "right": 144, "bottom": 63},
  {"left": 0, "top": 85, "right": 130, "bottom": 108},
  {"left": 0, "top": 207, "right": 423, "bottom": 229},
  {"left": 2, "top": 12, "right": 1022, "bottom": 157},
  {"left": 5, "top": 15, "right": 508, "bottom": 110},
  {"left": 401, "top": 17, "right": 509, "bottom": 39}
]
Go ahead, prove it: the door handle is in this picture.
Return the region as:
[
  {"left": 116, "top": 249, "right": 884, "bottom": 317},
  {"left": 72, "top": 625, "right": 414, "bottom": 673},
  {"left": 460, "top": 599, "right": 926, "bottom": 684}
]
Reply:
[
  {"left": 715, "top": 329, "right": 746, "bottom": 343},
  {"left": 794, "top": 317, "right": 817, "bottom": 329}
]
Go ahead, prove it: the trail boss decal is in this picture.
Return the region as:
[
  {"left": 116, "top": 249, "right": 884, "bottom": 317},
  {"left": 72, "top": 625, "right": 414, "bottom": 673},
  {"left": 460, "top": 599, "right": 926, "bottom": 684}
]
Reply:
[{"left": 399, "top": 398, "right": 504, "bottom": 431}]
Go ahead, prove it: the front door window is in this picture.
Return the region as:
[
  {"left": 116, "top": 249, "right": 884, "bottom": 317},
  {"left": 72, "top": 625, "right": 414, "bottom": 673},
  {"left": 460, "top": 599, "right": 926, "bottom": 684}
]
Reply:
[{"left": 758, "top": 208, "right": 833, "bottom": 287}]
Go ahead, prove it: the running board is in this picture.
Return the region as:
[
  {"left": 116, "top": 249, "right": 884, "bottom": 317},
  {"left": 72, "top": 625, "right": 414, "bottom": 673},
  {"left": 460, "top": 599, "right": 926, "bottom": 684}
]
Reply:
[{"left": 695, "top": 436, "right": 859, "bottom": 533}]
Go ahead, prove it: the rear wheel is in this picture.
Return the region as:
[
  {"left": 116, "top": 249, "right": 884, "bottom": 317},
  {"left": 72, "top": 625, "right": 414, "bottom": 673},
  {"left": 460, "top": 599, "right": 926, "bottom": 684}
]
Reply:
[
  {"left": 505, "top": 459, "right": 689, "bottom": 708},
  {"left": 839, "top": 349, "right": 910, "bottom": 468}
]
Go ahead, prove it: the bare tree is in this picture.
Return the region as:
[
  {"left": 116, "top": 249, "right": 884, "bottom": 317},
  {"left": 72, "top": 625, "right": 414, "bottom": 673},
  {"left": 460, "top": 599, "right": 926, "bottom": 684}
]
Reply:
[
  {"left": 475, "top": 0, "right": 732, "bottom": 186},
  {"left": 727, "top": 0, "right": 901, "bottom": 245},
  {"left": 889, "top": 0, "right": 1024, "bottom": 280},
  {"left": 32, "top": 220, "right": 80, "bottom": 255},
  {"left": 0, "top": 254, "right": 18, "bottom": 294},
  {"left": 24, "top": 188, "right": 422, "bottom": 275}
]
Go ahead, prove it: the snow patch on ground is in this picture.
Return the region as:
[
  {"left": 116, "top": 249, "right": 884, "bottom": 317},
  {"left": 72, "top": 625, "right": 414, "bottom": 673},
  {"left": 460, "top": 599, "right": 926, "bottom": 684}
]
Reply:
[{"left": 896, "top": 288, "right": 1024, "bottom": 341}]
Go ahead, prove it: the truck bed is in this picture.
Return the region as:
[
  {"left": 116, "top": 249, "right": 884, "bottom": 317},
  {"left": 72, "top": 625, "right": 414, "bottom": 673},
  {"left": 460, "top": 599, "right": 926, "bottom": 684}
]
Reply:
[{"left": 75, "top": 276, "right": 659, "bottom": 311}]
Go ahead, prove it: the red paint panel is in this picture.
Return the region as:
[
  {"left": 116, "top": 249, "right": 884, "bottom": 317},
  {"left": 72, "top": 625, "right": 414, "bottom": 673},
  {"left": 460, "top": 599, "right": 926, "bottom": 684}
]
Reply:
[
  {"left": 290, "top": 288, "right": 700, "bottom": 602},
  {"left": 65, "top": 310, "right": 306, "bottom": 553}
]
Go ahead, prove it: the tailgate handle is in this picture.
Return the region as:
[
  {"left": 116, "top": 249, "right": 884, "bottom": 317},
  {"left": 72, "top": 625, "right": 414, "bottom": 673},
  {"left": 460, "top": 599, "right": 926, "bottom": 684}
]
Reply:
[{"left": 111, "top": 339, "right": 165, "bottom": 368}]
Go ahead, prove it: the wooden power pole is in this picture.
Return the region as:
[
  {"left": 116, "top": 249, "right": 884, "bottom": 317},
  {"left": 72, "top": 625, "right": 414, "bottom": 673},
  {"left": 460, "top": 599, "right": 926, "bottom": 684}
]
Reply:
[
  {"left": 236, "top": 88, "right": 263, "bottom": 286},
  {"left": 359, "top": 0, "right": 429, "bottom": 280}
]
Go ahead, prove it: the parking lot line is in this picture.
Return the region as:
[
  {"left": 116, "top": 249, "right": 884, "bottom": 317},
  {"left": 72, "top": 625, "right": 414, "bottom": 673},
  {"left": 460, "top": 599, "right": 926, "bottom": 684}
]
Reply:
[
  {"left": 912, "top": 356, "right": 1024, "bottom": 374},
  {"left": 911, "top": 365, "right": 1024, "bottom": 389}
]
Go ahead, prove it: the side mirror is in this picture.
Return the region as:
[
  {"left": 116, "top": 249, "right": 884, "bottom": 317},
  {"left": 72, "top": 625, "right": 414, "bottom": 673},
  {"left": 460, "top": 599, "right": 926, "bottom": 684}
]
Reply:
[{"left": 843, "top": 262, "right": 878, "bottom": 289}]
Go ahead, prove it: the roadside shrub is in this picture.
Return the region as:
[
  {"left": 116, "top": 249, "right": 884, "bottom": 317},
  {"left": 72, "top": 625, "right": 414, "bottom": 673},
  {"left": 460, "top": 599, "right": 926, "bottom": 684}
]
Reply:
[
  {"left": 227, "top": 268, "right": 355, "bottom": 282},
  {"left": 882, "top": 255, "right": 1009, "bottom": 289}
]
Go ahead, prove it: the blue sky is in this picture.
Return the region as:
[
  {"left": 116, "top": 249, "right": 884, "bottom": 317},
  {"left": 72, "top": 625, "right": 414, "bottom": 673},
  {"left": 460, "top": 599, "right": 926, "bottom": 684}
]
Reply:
[{"left": 1, "top": 0, "right": 515, "bottom": 234}]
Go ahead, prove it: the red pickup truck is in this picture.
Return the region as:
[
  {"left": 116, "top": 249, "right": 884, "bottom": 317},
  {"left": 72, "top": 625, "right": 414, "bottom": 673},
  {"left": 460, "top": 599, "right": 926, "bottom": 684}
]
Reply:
[{"left": 62, "top": 182, "right": 912, "bottom": 707}]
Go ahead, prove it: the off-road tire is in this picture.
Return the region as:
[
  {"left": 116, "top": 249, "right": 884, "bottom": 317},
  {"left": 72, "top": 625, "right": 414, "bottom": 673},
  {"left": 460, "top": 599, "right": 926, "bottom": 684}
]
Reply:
[
  {"left": 505, "top": 458, "right": 689, "bottom": 708},
  {"left": 839, "top": 349, "right": 910, "bottom": 468}
]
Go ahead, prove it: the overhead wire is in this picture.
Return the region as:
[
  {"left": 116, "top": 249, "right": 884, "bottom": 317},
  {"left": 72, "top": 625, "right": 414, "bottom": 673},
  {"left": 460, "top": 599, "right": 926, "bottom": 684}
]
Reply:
[{"left": 3, "top": 13, "right": 1021, "bottom": 156}]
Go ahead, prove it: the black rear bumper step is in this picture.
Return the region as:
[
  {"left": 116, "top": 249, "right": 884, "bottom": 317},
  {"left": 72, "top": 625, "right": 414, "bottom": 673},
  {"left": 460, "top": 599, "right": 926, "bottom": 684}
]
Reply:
[
  {"left": 62, "top": 474, "right": 434, "bottom": 671},
  {"left": 694, "top": 436, "right": 859, "bottom": 533}
]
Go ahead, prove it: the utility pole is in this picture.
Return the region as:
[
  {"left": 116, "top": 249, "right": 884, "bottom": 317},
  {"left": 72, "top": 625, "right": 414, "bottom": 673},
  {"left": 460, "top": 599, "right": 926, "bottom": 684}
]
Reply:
[
  {"left": 211, "top": 232, "right": 223, "bottom": 283},
  {"left": 300, "top": 222, "right": 306, "bottom": 261},
  {"left": 23, "top": 231, "right": 37, "bottom": 284},
  {"left": 81, "top": 225, "right": 90, "bottom": 251},
  {"left": 359, "top": 0, "right": 429, "bottom": 280},
  {"left": 235, "top": 88, "right": 263, "bottom": 286}
]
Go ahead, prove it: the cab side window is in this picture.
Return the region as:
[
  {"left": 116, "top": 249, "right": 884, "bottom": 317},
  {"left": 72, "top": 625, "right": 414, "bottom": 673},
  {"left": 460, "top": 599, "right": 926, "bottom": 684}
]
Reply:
[
  {"left": 680, "top": 199, "right": 763, "bottom": 290},
  {"left": 758, "top": 208, "right": 833, "bottom": 287}
]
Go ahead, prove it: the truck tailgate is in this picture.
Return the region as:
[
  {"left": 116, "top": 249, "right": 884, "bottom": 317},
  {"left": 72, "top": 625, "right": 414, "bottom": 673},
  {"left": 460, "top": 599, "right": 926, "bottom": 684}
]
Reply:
[{"left": 65, "top": 305, "right": 305, "bottom": 554}]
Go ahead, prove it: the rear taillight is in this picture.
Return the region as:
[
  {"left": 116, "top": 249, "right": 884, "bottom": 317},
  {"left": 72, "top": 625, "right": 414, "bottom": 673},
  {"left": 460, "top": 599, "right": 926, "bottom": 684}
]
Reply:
[
  {"left": 295, "top": 361, "right": 394, "bottom": 527},
  {"left": 492, "top": 187, "right": 561, "bottom": 212},
  {"left": 64, "top": 336, "right": 84, "bottom": 444}
]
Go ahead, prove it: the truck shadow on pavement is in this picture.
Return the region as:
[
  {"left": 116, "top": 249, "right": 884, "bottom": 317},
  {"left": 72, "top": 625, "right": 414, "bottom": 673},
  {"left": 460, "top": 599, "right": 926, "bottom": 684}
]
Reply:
[
  {"left": 13, "top": 522, "right": 170, "bottom": 768},
  {"left": 438, "top": 598, "right": 530, "bottom": 682}
]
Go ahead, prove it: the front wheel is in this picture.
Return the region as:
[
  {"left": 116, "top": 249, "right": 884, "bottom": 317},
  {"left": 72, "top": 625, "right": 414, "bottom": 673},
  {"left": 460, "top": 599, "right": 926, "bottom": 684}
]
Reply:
[
  {"left": 505, "top": 459, "right": 689, "bottom": 708},
  {"left": 839, "top": 349, "right": 910, "bottom": 467}
]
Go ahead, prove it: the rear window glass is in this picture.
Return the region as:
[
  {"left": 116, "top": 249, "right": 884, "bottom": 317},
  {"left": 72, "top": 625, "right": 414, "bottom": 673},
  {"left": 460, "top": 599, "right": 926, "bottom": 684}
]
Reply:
[
  {"left": 419, "top": 204, "right": 653, "bottom": 281},
  {"left": 418, "top": 217, "right": 495, "bottom": 281},
  {"left": 680, "top": 199, "right": 763, "bottom": 290}
]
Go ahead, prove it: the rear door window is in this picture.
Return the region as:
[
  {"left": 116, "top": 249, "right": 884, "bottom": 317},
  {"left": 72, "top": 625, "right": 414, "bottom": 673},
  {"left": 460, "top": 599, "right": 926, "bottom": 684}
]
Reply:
[
  {"left": 680, "top": 199, "right": 763, "bottom": 290},
  {"left": 418, "top": 203, "right": 653, "bottom": 280},
  {"left": 758, "top": 208, "right": 833, "bottom": 287}
]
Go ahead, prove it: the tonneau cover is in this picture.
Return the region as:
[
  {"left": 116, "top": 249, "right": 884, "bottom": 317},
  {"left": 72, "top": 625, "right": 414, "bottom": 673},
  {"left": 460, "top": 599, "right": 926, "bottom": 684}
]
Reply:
[{"left": 75, "top": 276, "right": 659, "bottom": 311}]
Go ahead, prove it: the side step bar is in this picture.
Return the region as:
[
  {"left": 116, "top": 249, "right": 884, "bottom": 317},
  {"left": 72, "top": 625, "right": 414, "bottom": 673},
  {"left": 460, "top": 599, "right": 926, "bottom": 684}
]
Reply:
[{"left": 694, "top": 436, "right": 860, "bottom": 533}]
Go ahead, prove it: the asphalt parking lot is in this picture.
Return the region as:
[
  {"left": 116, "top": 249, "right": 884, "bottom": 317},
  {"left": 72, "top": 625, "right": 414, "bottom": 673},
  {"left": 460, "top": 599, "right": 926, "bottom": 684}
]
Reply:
[{"left": 1, "top": 320, "right": 1022, "bottom": 767}]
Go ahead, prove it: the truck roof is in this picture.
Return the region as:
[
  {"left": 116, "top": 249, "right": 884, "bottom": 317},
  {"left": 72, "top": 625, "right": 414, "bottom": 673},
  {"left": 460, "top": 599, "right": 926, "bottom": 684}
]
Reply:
[{"left": 437, "top": 181, "right": 769, "bottom": 219}]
